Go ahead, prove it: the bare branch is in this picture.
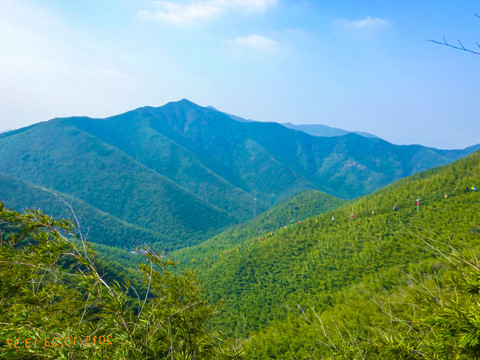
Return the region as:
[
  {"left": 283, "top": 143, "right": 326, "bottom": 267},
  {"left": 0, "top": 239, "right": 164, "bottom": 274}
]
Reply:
[
  {"left": 427, "top": 38, "right": 480, "bottom": 55},
  {"left": 41, "top": 187, "right": 85, "bottom": 241},
  {"left": 40, "top": 187, "right": 96, "bottom": 269},
  {"left": 428, "top": 13, "right": 480, "bottom": 55},
  {"left": 133, "top": 260, "right": 154, "bottom": 335}
]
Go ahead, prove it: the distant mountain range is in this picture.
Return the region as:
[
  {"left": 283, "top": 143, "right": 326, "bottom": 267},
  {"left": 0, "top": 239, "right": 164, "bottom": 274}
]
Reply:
[
  {"left": 208, "top": 105, "right": 378, "bottom": 138},
  {"left": 0, "top": 99, "right": 477, "bottom": 249},
  {"left": 281, "top": 122, "right": 378, "bottom": 138}
]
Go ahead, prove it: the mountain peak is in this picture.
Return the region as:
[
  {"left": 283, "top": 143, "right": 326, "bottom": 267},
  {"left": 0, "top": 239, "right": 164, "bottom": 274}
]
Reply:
[
  {"left": 171, "top": 98, "right": 200, "bottom": 108},
  {"left": 178, "top": 98, "right": 196, "bottom": 104}
]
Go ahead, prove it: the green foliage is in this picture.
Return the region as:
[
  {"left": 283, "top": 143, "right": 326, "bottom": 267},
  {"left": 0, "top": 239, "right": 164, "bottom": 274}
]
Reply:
[
  {"left": 173, "top": 150, "right": 480, "bottom": 358},
  {"left": 272, "top": 243, "right": 480, "bottom": 360},
  {"left": 405, "top": 245, "right": 480, "bottom": 359},
  {"left": 0, "top": 172, "right": 175, "bottom": 250},
  {"left": 172, "top": 189, "right": 345, "bottom": 262},
  {"left": 0, "top": 203, "right": 242, "bottom": 359},
  {"left": 2, "top": 98, "right": 480, "bottom": 359}
]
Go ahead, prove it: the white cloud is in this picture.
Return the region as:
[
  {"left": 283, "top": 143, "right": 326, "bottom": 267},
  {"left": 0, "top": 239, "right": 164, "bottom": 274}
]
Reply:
[
  {"left": 138, "top": 0, "right": 277, "bottom": 25},
  {"left": 227, "top": 34, "right": 278, "bottom": 52},
  {"left": 336, "top": 16, "right": 391, "bottom": 30},
  {"left": 229, "top": 0, "right": 277, "bottom": 12}
]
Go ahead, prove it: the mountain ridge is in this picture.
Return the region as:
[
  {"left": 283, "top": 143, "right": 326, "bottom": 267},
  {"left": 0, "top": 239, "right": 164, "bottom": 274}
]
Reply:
[
  {"left": 281, "top": 121, "right": 378, "bottom": 139},
  {"left": 207, "top": 103, "right": 379, "bottom": 139}
]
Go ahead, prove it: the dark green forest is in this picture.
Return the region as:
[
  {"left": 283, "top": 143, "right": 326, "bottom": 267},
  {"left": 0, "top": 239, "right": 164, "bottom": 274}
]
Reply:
[{"left": 1, "top": 150, "right": 479, "bottom": 358}]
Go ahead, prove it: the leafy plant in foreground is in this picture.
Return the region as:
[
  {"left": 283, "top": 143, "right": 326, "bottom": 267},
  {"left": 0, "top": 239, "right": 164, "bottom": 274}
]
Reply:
[{"left": 0, "top": 203, "right": 243, "bottom": 359}]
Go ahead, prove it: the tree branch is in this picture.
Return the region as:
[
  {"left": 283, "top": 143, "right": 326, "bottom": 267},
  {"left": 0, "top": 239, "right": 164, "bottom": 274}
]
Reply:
[{"left": 427, "top": 38, "right": 480, "bottom": 55}]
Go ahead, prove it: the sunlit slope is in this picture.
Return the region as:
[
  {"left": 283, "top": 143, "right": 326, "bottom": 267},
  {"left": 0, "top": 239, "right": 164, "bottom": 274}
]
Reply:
[
  {"left": 180, "top": 151, "right": 479, "bottom": 338},
  {"left": 171, "top": 190, "right": 345, "bottom": 261}
]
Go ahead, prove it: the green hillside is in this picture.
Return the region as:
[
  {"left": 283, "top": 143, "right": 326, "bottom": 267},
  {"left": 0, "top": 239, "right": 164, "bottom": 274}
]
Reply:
[
  {"left": 0, "top": 120, "right": 237, "bottom": 249},
  {"left": 0, "top": 172, "right": 177, "bottom": 249},
  {"left": 65, "top": 110, "right": 256, "bottom": 220},
  {"left": 0, "top": 99, "right": 477, "bottom": 251},
  {"left": 171, "top": 189, "right": 345, "bottom": 262},
  {"left": 168, "top": 150, "right": 480, "bottom": 358}
]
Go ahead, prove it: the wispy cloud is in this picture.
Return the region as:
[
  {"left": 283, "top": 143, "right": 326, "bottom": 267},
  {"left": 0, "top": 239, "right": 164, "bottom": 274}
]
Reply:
[
  {"left": 138, "top": 0, "right": 277, "bottom": 25},
  {"left": 227, "top": 34, "right": 278, "bottom": 52},
  {"left": 335, "top": 16, "right": 391, "bottom": 30}
]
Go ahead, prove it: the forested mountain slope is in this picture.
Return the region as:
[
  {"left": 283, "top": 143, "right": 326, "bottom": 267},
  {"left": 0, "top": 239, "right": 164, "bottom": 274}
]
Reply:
[
  {"left": 0, "top": 99, "right": 476, "bottom": 250},
  {"left": 0, "top": 172, "right": 176, "bottom": 248},
  {"left": 171, "top": 151, "right": 480, "bottom": 358},
  {"left": 0, "top": 118, "right": 238, "bottom": 249},
  {"left": 171, "top": 190, "right": 345, "bottom": 261}
]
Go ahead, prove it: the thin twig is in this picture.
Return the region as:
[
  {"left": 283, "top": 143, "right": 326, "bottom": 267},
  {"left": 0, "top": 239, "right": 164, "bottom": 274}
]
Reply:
[{"left": 427, "top": 38, "right": 480, "bottom": 55}]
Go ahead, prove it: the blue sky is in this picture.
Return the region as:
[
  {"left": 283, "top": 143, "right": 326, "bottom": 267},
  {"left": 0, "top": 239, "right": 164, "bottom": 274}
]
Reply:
[{"left": 1, "top": 0, "right": 479, "bottom": 149}]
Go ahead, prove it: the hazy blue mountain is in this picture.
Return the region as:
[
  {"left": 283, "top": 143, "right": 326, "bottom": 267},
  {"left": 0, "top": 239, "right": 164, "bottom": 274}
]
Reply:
[
  {"left": 281, "top": 122, "right": 378, "bottom": 138},
  {"left": 207, "top": 105, "right": 253, "bottom": 123},
  {"left": 208, "top": 105, "right": 377, "bottom": 137}
]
